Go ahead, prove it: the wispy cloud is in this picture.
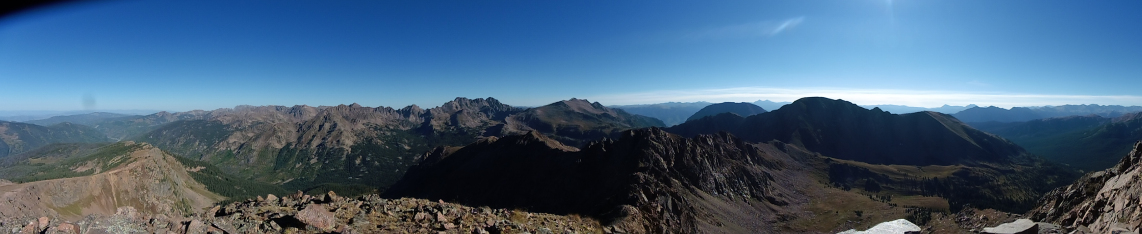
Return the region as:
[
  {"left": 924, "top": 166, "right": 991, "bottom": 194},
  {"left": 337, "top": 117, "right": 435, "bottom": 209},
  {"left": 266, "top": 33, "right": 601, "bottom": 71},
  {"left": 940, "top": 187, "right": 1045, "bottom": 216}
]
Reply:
[
  {"left": 684, "top": 17, "right": 805, "bottom": 40},
  {"left": 588, "top": 87, "right": 1142, "bottom": 108}
]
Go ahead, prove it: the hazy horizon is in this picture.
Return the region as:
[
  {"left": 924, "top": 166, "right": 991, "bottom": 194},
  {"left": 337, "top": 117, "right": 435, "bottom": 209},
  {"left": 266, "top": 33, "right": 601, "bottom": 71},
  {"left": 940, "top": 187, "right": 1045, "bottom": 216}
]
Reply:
[{"left": 3, "top": 1, "right": 1141, "bottom": 111}]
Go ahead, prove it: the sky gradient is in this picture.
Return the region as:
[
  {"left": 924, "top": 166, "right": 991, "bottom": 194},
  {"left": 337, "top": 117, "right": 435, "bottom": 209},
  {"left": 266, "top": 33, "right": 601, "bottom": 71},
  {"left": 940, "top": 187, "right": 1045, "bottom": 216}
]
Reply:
[{"left": 2, "top": 0, "right": 1141, "bottom": 111}]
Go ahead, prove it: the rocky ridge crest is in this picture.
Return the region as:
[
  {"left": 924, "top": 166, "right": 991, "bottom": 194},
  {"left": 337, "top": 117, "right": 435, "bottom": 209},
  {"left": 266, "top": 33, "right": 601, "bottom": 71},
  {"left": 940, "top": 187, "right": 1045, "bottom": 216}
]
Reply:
[{"left": 1029, "top": 141, "right": 1142, "bottom": 233}]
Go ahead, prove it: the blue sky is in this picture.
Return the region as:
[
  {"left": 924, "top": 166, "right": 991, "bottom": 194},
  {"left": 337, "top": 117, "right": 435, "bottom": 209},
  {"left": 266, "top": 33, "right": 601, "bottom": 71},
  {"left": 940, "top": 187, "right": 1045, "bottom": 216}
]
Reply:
[{"left": 2, "top": 0, "right": 1141, "bottom": 111}]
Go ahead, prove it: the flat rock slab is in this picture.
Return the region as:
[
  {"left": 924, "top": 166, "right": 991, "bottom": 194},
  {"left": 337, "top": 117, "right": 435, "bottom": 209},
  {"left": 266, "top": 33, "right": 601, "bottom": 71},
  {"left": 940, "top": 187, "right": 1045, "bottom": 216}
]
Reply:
[
  {"left": 982, "top": 219, "right": 1037, "bottom": 234},
  {"left": 837, "top": 219, "right": 921, "bottom": 234}
]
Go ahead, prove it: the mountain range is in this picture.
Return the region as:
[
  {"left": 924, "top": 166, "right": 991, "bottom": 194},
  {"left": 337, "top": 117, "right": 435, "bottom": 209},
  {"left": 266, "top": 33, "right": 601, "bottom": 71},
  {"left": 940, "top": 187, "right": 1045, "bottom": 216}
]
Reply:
[
  {"left": 666, "top": 97, "right": 1076, "bottom": 211},
  {"left": 3, "top": 95, "right": 1141, "bottom": 233},
  {"left": 83, "top": 98, "right": 659, "bottom": 194},
  {"left": 954, "top": 104, "right": 1142, "bottom": 123}
]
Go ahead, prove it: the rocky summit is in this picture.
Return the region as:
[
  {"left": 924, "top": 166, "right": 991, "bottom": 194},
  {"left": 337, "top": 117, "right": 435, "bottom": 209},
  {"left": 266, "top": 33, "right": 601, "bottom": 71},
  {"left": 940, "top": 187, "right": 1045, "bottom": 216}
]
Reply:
[
  {"left": 1029, "top": 141, "right": 1142, "bottom": 233},
  {"left": 0, "top": 191, "right": 603, "bottom": 234}
]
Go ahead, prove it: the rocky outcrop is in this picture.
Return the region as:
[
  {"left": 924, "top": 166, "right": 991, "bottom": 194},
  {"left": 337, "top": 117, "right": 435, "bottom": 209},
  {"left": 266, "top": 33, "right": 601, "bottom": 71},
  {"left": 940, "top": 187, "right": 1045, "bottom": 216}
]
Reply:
[
  {"left": 1029, "top": 141, "right": 1142, "bottom": 233},
  {"left": 385, "top": 128, "right": 810, "bottom": 233}
]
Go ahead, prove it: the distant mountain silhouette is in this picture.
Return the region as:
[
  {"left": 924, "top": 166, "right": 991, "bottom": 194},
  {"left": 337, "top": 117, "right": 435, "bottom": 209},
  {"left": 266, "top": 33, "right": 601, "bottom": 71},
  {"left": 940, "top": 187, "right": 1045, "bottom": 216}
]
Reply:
[
  {"left": 953, "top": 104, "right": 1142, "bottom": 123},
  {"left": 953, "top": 106, "right": 1043, "bottom": 123},
  {"left": 611, "top": 102, "right": 709, "bottom": 126},
  {"left": 672, "top": 97, "right": 1029, "bottom": 166},
  {"left": 862, "top": 104, "right": 978, "bottom": 114},
  {"left": 752, "top": 100, "right": 791, "bottom": 111},
  {"left": 23, "top": 112, "right": 131, "bottom": 126},
  {"left": 685, "top": 102, "right": 766, "bottom": 122}
]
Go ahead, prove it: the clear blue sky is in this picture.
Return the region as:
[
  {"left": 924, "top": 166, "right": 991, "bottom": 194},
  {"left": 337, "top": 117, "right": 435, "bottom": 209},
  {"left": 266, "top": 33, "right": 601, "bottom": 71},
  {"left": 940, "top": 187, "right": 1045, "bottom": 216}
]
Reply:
[{"left": 2, "top": 0, "right": 1141, "bottom": 111}]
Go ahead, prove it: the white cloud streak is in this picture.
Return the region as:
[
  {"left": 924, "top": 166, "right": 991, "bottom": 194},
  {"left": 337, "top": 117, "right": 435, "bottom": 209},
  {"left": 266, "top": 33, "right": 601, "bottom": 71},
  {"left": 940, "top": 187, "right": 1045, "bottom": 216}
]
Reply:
[
  {"left": 588, "top": 87, "right": 1142, "bottom": 108},
  {"left": 684, "top": 17, "right": 805, "bottom": 40}
]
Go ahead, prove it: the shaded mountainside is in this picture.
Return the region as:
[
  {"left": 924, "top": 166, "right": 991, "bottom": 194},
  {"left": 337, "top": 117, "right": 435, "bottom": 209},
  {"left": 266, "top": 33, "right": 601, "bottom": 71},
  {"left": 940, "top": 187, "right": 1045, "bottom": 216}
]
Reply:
[
  {"left": 0, "top": 121, "right": 110, "bottom": 158},
  {"left": 386, "top": 128, "right": 814, "bottom": 233},
  {"left": 670, "top": 97, "right": 1030, "bottom": 166},
  {"left": 130, "top": 97, "right": 660, "bottom": 194},
  {"left": 0, "top": 142, "right": 223, "bottom": 221},
  {"left": 973, "top": 113, "right": 1142, "bottom": 171},
  {"left": 668, "top": 97, "right": 1076, "bottom": 212},
  {"left": 23, "top": 112, "right": 132, "bottom": 126},
  {"left": 685, "top": 102, "right": 766, "bottom": 122},
  {"left": 1029, "top": 141, "right": 1142, "bottom": 233},
  {"left": 612, "top": 102, "right": 710, "bottom": 126}
]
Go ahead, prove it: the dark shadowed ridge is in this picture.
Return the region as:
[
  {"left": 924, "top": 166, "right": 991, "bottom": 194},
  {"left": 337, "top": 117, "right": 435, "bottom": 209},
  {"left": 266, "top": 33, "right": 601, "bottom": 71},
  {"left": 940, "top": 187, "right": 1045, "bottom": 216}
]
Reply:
[
  {"left": 385, "top": 128, "right": 810, "bottom": 233},
  {"left": 685, "top": 102, "right": 766, "bottom": 122}
]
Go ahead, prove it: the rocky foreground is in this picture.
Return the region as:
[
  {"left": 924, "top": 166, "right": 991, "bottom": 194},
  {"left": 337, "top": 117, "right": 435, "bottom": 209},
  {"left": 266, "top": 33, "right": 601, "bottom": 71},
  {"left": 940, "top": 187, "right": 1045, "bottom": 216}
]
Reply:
[{"left": 1, "top": 191, "right": 603, "bottom": 234}]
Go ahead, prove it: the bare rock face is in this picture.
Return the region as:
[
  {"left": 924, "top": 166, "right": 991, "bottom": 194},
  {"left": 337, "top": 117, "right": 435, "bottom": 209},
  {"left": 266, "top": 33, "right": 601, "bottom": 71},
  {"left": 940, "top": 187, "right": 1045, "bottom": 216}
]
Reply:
[{"left": 1029, "top": 141, "right": 1142, "bottom": 233}]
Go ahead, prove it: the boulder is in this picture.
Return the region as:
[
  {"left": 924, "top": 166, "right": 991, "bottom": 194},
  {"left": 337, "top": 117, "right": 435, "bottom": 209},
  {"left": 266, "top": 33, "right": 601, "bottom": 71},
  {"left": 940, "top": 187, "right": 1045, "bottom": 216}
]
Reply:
[
  {"left": 982, "top": 219, "right": 1037, "bottom": 234},
  {"left": 837, "top": 219, "right": 921, "bottom": 234},
  {"left": 296, "top": 204, "right": 337, "bottom": 231}
]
